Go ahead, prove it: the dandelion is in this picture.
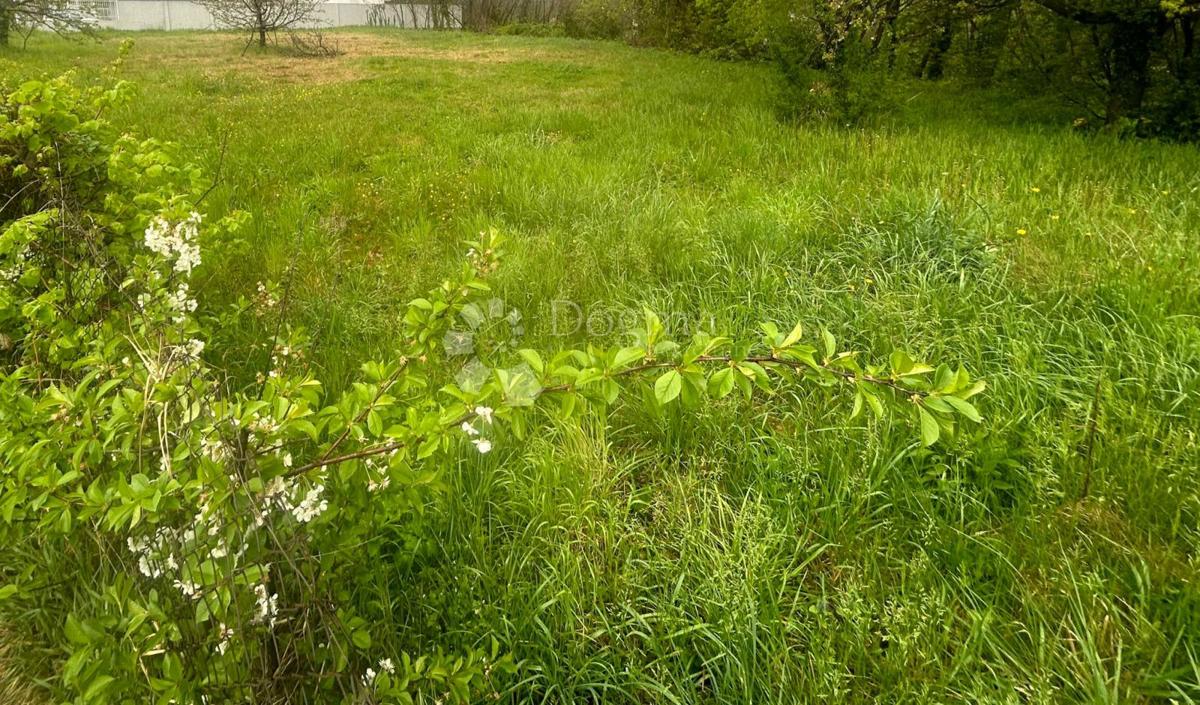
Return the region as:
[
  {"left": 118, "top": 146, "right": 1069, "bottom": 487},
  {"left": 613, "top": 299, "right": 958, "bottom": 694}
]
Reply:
[
  {"left": 1016, "top": 228, "right": 1028, "bottom": 236},
  {"left": 1030, "top": 187, "right": 1041, "bottom": 193}
]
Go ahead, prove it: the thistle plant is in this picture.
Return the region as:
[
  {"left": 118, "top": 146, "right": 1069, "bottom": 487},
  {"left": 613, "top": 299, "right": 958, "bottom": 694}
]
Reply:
[{"left": 0, "top": 68, "right": 985, "bottom": 704}]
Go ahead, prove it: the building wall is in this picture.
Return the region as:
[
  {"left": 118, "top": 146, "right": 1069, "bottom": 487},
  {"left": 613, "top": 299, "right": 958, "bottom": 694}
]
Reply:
[{"left": 86, "top": 1, "right": 459, "bottom": 31}]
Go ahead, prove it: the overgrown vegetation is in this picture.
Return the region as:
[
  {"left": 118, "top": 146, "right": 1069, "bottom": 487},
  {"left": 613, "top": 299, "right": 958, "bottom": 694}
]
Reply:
[
  {"left": 2, "top": 29, "right": 1199, "bottom": 704},
  {"left": 485, "top": 0, "right": 1200, "bottom": 137}
]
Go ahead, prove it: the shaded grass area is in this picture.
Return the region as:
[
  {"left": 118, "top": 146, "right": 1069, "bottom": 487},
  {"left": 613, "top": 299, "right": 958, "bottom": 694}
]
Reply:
[{"left": 3, "top": 29, "right": 1199, "bottom": 703}]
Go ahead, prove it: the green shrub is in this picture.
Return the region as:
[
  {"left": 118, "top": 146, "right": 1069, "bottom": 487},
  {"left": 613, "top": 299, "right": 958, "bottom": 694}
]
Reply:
[
  {"left": 562, "top": 0, "right": 630, "bottom": 40},
  {"left": 493, "top": 21, "right": 567, "bottom": 37}
]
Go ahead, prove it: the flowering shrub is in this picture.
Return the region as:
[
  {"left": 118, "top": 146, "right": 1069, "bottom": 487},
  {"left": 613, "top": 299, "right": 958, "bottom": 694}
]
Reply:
[{"left": 0, "top": 68, "right": 986, "bottom": 704}]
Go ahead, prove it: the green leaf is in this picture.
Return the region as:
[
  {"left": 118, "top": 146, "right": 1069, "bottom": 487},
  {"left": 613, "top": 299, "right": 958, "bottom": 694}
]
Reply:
[
  {"left": 708, "top": 368, "right": 735, "bottom": 399},
  {"left": 654, "top": 370, "right": 682, "bottom": 405},
  {"left": 944, "top": 395, "right": 983, "bottom": 423},
  {"left": 351, "top": 629, "right": 372, "bottom": 650},
  {"left": 517, "top": 349, "right": 544, "bottom": 374},
  {"left": 83, "top": 675, "right": 115, "bottom": 702},
  {"left": 781, "top": 321, "right": 804, "bottom": 348},
  {"left": 612, "top": 346, "right": 645, "bottom": 370},
  {"left": 821, "top": 329, "right": 836, "bottom": 359},
  {"left": 918, "top": 406, "right": 940, "bottom": 447}
]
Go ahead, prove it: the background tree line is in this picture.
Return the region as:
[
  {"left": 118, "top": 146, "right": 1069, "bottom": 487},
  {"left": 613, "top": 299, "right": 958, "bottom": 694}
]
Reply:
[{"left": 465, "top": 0, "right": 1199, "bottom": 138}]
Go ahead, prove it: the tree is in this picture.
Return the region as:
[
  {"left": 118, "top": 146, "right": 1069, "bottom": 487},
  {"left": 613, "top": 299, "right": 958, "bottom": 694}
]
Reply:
[
  {"left": 0, "top": 0, "right": 95, "bottom": 48},
  {"left": 1032, "top": 0, "right": 1198, "bottom": 123},
  {"left": 195, "top": 0, "right": 323, "bottom": 48}
]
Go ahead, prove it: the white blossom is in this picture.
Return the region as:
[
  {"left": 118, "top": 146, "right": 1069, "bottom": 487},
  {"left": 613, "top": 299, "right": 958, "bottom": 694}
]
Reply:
[
  {"left": 474, "top": 406, "right": 494, "bottom": 424},
  {"left": 291, "top": 484, "right": 328, "bottom": 524},
  {"left": 253, "top": 583, "right": 279, "bottom": 627},
  {"left": 461, "top": 421, "right": 479, "bottom": 436},
  {"left": 174, "top": 579, "right": 202, "bottom": 600},
  {"left": 215, "top": 623, "right": 234, "bottom": 655},
  {"left": 143, "top": 213, "right": 202, "bottom": 275},
  {"left": 473, "top": 438, "right": 492, "bottom": 454}
]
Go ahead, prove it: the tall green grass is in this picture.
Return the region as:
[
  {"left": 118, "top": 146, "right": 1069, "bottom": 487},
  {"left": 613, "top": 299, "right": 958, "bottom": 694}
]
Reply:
[{"left": 3, "top": 29, "right": 1198, "bottom": 703}]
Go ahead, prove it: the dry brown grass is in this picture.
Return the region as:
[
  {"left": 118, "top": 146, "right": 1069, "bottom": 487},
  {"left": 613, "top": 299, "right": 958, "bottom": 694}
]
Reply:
[
  {"left": 118, "top": 31, "right": 593, "bottom": 85},
  {"left": 0, "top": 627, "right": 45, "bottom": 705}
]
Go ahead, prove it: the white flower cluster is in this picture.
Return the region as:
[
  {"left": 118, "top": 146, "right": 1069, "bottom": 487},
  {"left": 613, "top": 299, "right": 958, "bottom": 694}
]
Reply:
[
  {"left": 461, "top": 405, "right": 495, "bottom": 454},
  {"left": 127, "top": 529, "right": 179, "bottom": 579},
  {"left": 215, "top": 623, "right": 234, "bottom": 655},
  {"left": 365, "top": 457, "right": 391, "bottom": 492},
  {"left": 166, "top": 283, "right": 198, "bottom": 323},
  {"left": 201, "top": 433, "right": 230, "bottom": 463},
  {"left": 255, "top": 281, "right": 278, "bottom": 309},
  {"left": 259, "top": 474, "right": 329, "bottom": 525},
  {"left": 144, "top": 213, "right": 202, "bottom": 275},
  {"left": 292, "top": 484, "right": 328, "bottom": 523},
  {"left": 253, "top": 583, "right": 279, "bottom": 627},
  {"left": 363, "top": 656, "right": 397, "bottom": 686},
  {"left": 127, "top": 505, "right": 237, "bottom": 594}
]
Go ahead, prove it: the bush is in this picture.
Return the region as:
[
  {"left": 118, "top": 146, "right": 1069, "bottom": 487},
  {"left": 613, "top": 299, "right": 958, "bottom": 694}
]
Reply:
[
  {"left": 773, "top": 31, "right": 893, "bottom": 125},
  {"left": 0, "top": 63, "right": 985, "bottom": 703},
  {"left": 493, "top": 21, "right": 567, "bottom": 37},
  {"left": 562, "top": 0, "right": 629, "bottom": 40}
]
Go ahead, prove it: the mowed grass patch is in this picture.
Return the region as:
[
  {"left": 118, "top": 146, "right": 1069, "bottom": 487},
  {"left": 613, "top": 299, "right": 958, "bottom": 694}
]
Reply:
[{"left": 3, "top": 30, "right": 1199, "bottom": 703}]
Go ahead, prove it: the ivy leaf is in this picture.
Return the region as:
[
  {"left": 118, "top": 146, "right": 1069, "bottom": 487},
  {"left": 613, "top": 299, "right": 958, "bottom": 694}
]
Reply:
[{"left": 654, "top": 370, "right": 682, "bottom": 405}]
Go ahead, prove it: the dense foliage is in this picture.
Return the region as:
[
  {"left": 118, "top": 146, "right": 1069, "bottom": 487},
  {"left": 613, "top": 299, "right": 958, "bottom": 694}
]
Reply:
[
  {"left": 480, "top": 0, "right": 1199, "bottom": 137},
  {"left": 0, "top": 62, "right": 990, "bottom": 703}
]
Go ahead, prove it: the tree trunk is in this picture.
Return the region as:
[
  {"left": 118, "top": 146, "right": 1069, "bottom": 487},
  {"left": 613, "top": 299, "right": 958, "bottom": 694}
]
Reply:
[
  {"left": 919, "top": 23, "right": 955, "bottom": 79},
  {"left": 258, "top": 25, "right": 266, "bottom": 46},
  {"left": 1103, "top": 20, "right": 1155, "bottom": 124},
  {"left": 1184, "top": 16, "right": 1195, "bottom": 60},
  {"left": 966, "top": 7, "right": 1015, "bottom": 87},
  {"left": 0, "top": 6, "right": 12, "bottom": 48}
]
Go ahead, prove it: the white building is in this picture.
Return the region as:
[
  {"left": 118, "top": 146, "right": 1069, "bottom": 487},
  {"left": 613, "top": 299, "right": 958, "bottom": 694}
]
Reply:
[{"left": 70, "top": 0, "right": 459, "bottom": 31}]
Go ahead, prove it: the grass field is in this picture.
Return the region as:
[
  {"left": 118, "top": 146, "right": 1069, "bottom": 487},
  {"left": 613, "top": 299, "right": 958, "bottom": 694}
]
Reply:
[{"left": 3, "top": 29, "right": 1200, "bottom": 703}]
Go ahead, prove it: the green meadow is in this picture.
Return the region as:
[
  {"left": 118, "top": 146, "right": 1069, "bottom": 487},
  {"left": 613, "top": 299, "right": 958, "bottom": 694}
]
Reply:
[{"left": 3, "top": 28, "right": 1199, "bottom": 702}]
